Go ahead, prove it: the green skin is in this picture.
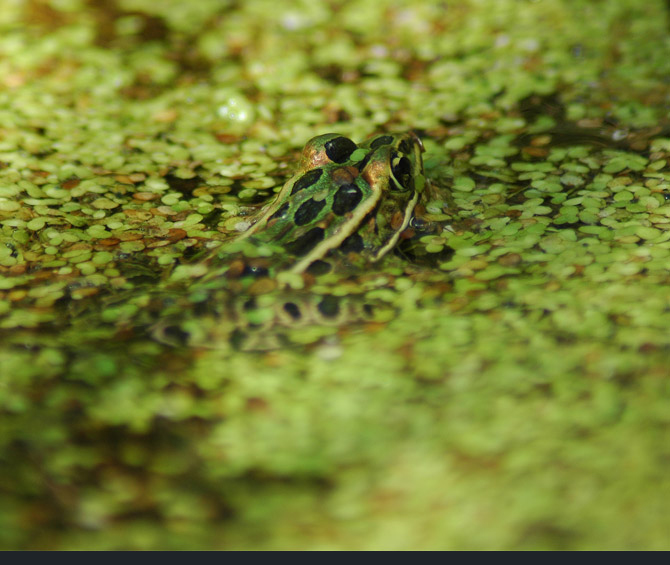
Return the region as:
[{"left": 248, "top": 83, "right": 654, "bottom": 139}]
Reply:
[{"left": 236, "top": 132, "right": 426, "bottom": 274}]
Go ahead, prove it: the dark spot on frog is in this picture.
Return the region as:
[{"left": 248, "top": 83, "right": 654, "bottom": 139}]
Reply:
[
  {"left": 294, "top": 198, "right": 326, "bottom": 226},
  {"left": 283, "top": 302, "right": 302, "bottom": 320},
  {"left": 291, "top": 168, "right": 323, "bottom": 195},
  {"left": 339, "top": 232, "right": 364, "bottom": 253},
  {"left": 370, "top": 135, "right": 394, "bottom": 149},
  {"left": 332, "top": 183, "right": 363, "bottom": 215},
  {"left": 160, "top": 325, "right": 191, "bottom": 347},
  {"left": 284, "top": 227, "right": 325, "bottom": 256},
  {"left": 317, "top": 295, "right": 340, "bottom": 318},
  {"left": 324, "top": 136, "right": 358, "bottom": 163},
  {"left": 306, "top": 259, "right": 332, "bottom": 275}
]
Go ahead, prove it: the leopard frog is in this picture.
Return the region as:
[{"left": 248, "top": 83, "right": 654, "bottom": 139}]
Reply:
[
  {"left": 232, "top": 131, "right": 426, "bottom": 275},
  {"left": 155, "top": 132, "right": 426, "bottom": 349}
]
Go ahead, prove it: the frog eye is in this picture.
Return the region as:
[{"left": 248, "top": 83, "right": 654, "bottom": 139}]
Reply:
[
  {"left": 290, "top": 168, "right": 323, "bottom": 195},
  {"left": 324, "top": 136, "right": 358, "bottom": 163},
  {"left": 390, "top": 153, "right": 413, "bottom": 192},
  {"left": 369, "top": 135, "right": 394, "bottom": 149}
]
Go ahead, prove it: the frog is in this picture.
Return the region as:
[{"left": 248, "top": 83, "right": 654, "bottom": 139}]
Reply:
[
  {"left": 230, "top": 131, "right": 427, "bottom": 276},
  {"left": 153, "top": 132, "right": 428, "bottom": 349}
]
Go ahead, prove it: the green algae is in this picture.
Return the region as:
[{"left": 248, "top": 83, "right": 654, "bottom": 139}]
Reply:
[{"left": 2, "top": 0, "right": 670, "bottom": 551}]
